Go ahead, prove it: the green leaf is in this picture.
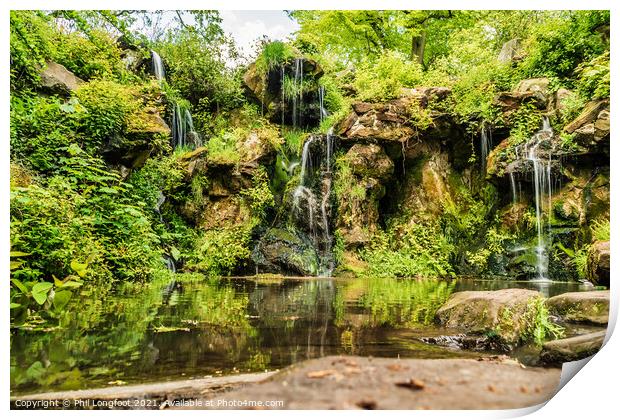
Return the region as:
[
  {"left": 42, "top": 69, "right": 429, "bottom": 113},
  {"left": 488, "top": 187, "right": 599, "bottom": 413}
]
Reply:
[
  {"left": 10, "top": 303, "right": 22, "bottom": 309},
  {"left": 11, "top": 278, "right": 29, "bottom": 294},
  {"left": 70, "top": 260, "right": 88, "bottom": 277},
  {"left": 170, "top": 246, "right": 181, "bottom": 261},
  {"left": 53, "top": 290, "right": 72, "bottom": 310},
  {"left": 59, "top": 280, "right": 83, "bottom": 289},
  {"left": 10, "top": 260, "right": 25, "bottom": 270},
  {"left": 26, "top": 361, "right": 45, "bottom": 379},
  {"left": 31, "top": 282, "right": 53, "bottom": 305},
  {"left": 10, "top": 251, "right": 32, "bottom": 257}
]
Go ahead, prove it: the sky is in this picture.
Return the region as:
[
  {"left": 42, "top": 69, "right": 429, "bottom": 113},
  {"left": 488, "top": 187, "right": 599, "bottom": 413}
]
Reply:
[{"left": 220, "top": 11, "right": 299, "bottom": 59}]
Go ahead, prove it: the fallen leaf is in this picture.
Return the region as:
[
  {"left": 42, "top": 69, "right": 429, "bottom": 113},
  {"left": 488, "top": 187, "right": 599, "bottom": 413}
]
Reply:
[
  {"left": 387, "top": 364, "right": 408, "bottom": 372},
  {"left": 487, "top": 385, "right": 496, "bottom": 392},
  {"left": 307, "top": 369, "right": 338, "bottom": 379},
  {"left": 396, "top": 378, "right": 426, "bottom": 390},
  {"left": 519, "top": 385, "right": 529, "bottom": 393}
]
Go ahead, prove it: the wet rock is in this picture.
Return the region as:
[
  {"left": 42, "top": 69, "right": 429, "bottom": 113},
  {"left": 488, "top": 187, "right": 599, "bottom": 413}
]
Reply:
[
  {"left": 587, "top": 241, "right": 610, "bottom": 287},
  {"left": 238, "top": 130, "right": 281, "bottom": 165},
  {"left": 345, "top": 143, "right": 394, "bottom": 181},
  {"left": 39, "top": 61, "right": 84, "bottom": 93},
  {"left": 540, "top": 330, "right": 606, "bottom": 366},
  {"left": 546, "top": 290, "right": 609, "bottom": 325},
  {"left": 435, "top": 289, "right": 544, "bottom": 344},
  {"left": 252, "top": 228, "right": 319, "bottom": 276}
]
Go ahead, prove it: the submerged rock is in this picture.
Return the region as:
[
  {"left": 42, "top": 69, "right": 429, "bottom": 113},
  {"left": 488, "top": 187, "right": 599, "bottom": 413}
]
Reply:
[
  {"left": 546, "top": 290, "right": 609, "bottom": 325},
  {"left": 252, "top": 228, "right": 319, "bottom": 276},
  {"left": 587, "top": 241, "right": 610, "bottom": 287},
  {"left": 435, "top": 289, "right": 544, "bottom": 345},
  {"left": 540, "top": 330, "right": 606, "bottom": 366}
]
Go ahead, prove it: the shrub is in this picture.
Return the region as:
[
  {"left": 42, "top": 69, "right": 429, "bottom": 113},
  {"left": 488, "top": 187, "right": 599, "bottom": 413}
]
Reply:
[
  {"left": 255, "top": 41, "right": 296, "bottom": 74},
  {"left": 188, "top": 225, "right": 253, "bottom": 276},
  {"left": 353, "top": 50, "right": 423, "bottom": 101}
]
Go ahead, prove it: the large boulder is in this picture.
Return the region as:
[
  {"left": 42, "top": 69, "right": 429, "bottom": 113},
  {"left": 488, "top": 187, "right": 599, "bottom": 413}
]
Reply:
[
  {"left": 497, "top": 38, "right": 522, "bottom": 63},
  {"left": 39, "top": 61, "right": 84, "bottom": 93},
  {"left": 587, "top": 241, "right": 610, "bottom": 287},
  {"left": 540, "top": 330, "right": 606, "bottom": 366},
  {"left": 564, "top": 99, "right": 609, "bottom": 134},
  {"left": 546, "top": 290, "right": 609, "bottom": 325},
  {"left": 252, "top": 228, "right": 319, "bottom": 276},
  {"left": 435, "top": 289, "right": 544, "bottom": 344}
]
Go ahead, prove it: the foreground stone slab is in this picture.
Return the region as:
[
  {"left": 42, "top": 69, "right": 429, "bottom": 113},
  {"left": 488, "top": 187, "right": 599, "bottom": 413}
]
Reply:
[
  {"left": 198, "top": 356, "right": 560, "bottom": 410},
  {"left": 540, "top": 330, "right": 606, "bottom": 366},
  {"left": 546, "top": 290, "right": 609, "bottom": 325},
  {"left": 11, "top": 372, "right": 273, "bottom": 409},
  {"left": 435, "top": 289, "right": 543, "bottom": 344}
]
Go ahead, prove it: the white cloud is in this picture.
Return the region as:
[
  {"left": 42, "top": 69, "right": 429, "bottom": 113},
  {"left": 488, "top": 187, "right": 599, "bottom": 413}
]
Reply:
[{"left": 220, "top": 11, "right": 299, "bottom": 60}]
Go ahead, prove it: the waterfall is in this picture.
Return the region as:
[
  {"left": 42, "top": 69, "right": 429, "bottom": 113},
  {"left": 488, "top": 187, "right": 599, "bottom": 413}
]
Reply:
[
  {"left": 155, "top": 191, "right": 166, "bottom": 222},
  {"left": 291, "top": 132, "right": 336, "bottom": 276},
  {"left": 292, "top": 58, "right": 304, "bottom": 128},
  {"left": 151, "top": 50, "right": 165, "bottom": 81},
  {"left": 318, "top": 85, "right": 327, "bottom": 123},
  {"left": 171, "top": 104, "right": 201, "bottom": 150},
  {"left": 523, "top": 116, "right": 554, "bottom": 280},
  {"left": 480, "top": 124, "right": 493, "bottom": 171},
  {"left": 509, "top": 173, "right": 517, "bottom": 204}
]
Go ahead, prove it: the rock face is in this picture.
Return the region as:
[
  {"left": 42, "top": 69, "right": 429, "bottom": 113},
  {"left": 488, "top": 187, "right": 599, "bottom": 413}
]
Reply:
[
  {"left": 39, "top": 61, "right": 84, "bottom": 93},
  {"left": 435, "top": 289, "right": 543, "bottom": 344},
  {"left": 587, "top": 241, "right": 610, "bottom": 287},
  {"left": 252, "top": 228, "right": 319, "bottom": 276},
  {"left": 336, "top": 144, "right": 394, "bottom": 248},
  {"left": 546, "top": 290, "right": 609, "bottom": 325},
  {"left": 337, "top": 87, "right": 452, "bottom": 142},
  {"left": 540, "top": 330, "right": 606, "bottom": 366}
]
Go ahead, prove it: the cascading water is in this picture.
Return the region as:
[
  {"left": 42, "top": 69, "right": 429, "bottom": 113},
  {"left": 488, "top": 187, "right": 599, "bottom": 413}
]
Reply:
[
  {"left": 520, "top": 116, "right": 555, "bottom": 280},
  {"left": 480, "top": 124, "right": 493, "bottom": 171},
  {"left": 291, "top": 131, "right": 335, "bottom": 276},
  {"left": 291, "top": 58, "right": 304, "bottom": 128},
  {"left": 318, "top": 85, "right": 327, "bottom": 123},
  {"left": 171, "top": 104, "right": 202, "bottom": 150},
  {"left": 151, "top": 50, "right": 165, "bottom": 82}
]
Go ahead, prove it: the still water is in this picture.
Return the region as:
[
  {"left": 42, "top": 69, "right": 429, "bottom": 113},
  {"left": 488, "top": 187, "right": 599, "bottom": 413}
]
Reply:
[{"left": 10, "top": 275, "right": 583, "bottom": 395}]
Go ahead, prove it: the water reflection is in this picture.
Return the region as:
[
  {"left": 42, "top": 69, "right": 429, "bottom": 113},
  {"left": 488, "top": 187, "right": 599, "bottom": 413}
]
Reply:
[{"left": 11, "top": 275, "right": 581, "bottom": 395}]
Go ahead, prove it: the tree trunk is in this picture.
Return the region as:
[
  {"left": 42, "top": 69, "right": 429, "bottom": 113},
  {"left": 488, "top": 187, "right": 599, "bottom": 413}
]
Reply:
[{"left": 410, "top": 32, "right": 426, "bottom": 66}]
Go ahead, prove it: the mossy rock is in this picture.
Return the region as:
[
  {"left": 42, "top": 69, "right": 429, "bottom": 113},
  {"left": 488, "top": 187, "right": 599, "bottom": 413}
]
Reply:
[
  {"left": 252, "top": 228, "right": 319, "bottom": 276},
  {"left": 546, "top": 290, "right": 609, "bottom": 325},
  {"left": 435, "top": 289, "right": 544, "bottom": 345}
]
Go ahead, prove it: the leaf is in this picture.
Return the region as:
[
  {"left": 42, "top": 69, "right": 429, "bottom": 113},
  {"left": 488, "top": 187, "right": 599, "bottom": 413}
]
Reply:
[
  {"left": 10, "top": 251, "right": 31, "bottom": 257},
  {"left": 70, "top": 260, "right": 88, "bottom": 277},
  {"left": 59, "top": 280, "right": 83, "bottom": 289},
  {"left": 170, "top": 246, "right": 181, "bottom": 261},
  {"left": 10, "top": 260, "right": 25, "bottom": 270},
  {"left": 11, "top": 278, "right": 29, "bottom": 294},
  {"left": 31, "top": 282, "right": 53, "bottom": 305},
  {"left": 10, "top": 303, "right": 22, "bottom": 309},
  {"left": 53, "top": 290, "right": 72, "bottom": 310},
  {"left": 26, "top": 361, "right": 45, "bottom": 379},
  {"left": 53, "top": 274, "right": 64, "bottom": 288}
]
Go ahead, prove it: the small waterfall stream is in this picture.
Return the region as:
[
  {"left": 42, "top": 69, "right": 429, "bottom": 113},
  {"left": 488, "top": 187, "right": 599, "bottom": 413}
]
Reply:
[
  {"left": 291, "top": 130, "right": 335, "bottom": 276},
  {"left": 480, "top": 124, "right": 493, "bottom": 171},
  {"left": 171, "top": 103, "right": 202, "bottom": 150},
  {"left": 151, "top": 50, "right": 165, "bottom": 82},
  {"left": 520, "top": 117, "right": 555, "bottom": 280}
]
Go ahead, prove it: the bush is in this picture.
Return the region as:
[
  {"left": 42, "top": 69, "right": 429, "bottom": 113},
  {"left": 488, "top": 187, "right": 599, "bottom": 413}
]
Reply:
[
  {"left": 353, "top": 51, "right": 424, "bottom": 101},
  {"left": 255, "top": 41, "right": 296, "bottom": 74},
  {"left": 188, "top": 225, "right": 253, "bottom": 276}
]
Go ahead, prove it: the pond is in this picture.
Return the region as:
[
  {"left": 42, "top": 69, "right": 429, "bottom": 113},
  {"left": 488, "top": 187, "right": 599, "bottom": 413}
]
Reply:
[{"left": 10, "top": 275, "right": 585, "bottom": 395}]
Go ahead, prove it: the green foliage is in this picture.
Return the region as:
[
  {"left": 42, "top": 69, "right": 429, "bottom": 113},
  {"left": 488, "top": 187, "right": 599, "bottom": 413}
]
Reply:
[
  {"left": 240, "top": 167, "right": 275, "bottom": 221},
  {"left": 353, "top": 51, "right": 423, "bottom": 101},
  {"left": 360, "top": 223, "right": 455, "bottom": 278},
  {"left": 591, "top": 218, "right": 610, "bottom": 242},
  {"left": 575, "top": 51, "right": 610, "bottom": 99},
  {"left": 507, "top": 103, "right": 543, "bottom": 144},
  {"left": 188, "top": 225, "right": 253, "bottom": 276},
  {"left": 522, "top": 298, "right": 564, "bottom": 345},
  {"left": 74, "top": 79, "right": 141, "bottom": 144},
  {"left": 255, "top": 41, "right": 296, "bottom": 74}
]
